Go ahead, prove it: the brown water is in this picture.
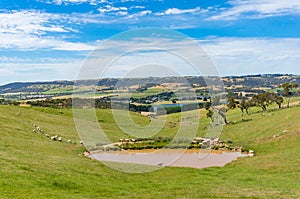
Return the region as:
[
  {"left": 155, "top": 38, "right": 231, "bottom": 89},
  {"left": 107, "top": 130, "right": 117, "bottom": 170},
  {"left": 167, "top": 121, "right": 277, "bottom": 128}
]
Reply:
[{"left": 89, "top": 149, "right": 248, "bottom": 169}]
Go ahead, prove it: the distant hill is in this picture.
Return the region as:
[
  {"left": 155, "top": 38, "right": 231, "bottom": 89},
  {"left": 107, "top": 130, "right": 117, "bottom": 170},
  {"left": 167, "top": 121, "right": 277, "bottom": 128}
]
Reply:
[
  {"left": 222, "top": 74, "right": 300, "bottom": 88},
  {"left": 0, "top": 81, "right": 74, "bottom": 94},
  {"left": 0, "top": 74, "right": 299, "bottom": 100}
]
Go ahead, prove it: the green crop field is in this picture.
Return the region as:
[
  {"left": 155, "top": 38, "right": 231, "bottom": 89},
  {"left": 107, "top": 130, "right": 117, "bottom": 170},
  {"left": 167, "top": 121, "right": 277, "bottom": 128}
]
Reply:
[{"left": 0, "top": 103, "right": 299, "bottom": 198}]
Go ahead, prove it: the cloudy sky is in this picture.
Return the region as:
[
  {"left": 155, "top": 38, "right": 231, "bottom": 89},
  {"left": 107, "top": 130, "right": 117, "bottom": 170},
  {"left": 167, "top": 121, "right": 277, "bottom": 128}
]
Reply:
[{"left": 0, "top": 0, "right": 300, "bottom": 84}]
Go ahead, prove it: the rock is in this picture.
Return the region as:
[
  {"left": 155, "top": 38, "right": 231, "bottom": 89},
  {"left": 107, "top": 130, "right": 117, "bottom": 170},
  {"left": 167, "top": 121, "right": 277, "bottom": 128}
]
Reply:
[
  {"left": 249, "top": 150, "right": 254, "bottom": 156},
  {"left": 51, "top": 136, "right": 57, "bottom": 141}
]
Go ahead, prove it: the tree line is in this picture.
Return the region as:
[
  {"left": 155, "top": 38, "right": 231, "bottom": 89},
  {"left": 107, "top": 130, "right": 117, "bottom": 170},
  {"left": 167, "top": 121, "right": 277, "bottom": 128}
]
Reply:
[{"left": 207, "top": 82, "right": 299, "bottom": 124}]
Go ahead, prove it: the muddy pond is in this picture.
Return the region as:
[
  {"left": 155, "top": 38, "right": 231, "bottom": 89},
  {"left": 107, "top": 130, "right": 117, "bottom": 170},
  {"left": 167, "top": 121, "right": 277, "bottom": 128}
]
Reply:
[{"left": 89, "top": 149, "right": 248, "bottom": 169}]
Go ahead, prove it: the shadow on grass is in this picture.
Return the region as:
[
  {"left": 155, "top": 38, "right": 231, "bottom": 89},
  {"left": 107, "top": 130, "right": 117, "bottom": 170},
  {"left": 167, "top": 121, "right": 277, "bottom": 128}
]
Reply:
[{"left": 228, "top": 118, "right": 252, "bottom": 125}]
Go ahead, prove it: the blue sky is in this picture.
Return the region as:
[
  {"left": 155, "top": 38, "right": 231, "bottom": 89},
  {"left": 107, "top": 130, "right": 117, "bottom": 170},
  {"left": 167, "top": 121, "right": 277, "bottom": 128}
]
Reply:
[{"left": 0, "top": 0, "right": 300, "bottom": 84}]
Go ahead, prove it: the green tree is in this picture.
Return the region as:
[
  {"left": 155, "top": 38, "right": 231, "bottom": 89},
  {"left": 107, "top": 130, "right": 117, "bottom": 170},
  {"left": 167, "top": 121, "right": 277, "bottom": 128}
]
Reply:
[
  {"left": 214, "top": 94, "right": 238, "bottom": 124},
  {"left": 239, "top": 98, "right": 253, "bottom": 115},
  {"left": 206, "top": 109, "right": 214, "bottom": 122},
  {"left": 227, "top": 95, "right": 238, "bottom": 109},
  {"left": 271, "top": 94, "right": 283, "bottom": 109},
  {"left": 251, "top": 92, "right": 273, "bottom": 112},
  {"left": 279, "top": 82, "right": 299, "bottom": 108}
]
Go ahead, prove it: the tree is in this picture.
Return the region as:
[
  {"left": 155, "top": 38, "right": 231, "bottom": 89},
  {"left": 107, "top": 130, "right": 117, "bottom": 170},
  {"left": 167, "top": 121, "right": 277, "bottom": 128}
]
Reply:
[
  {"left": 217, "top": 94, "right": 238, "bottom": 124},
  {"left": 206, "top": 109, "right": 214, "bottom": 122},
  {"left": 251, "top": 92, "right": 273, "bottom": 112},
  {"left": 239, "top": 98, "right": 253, "bottom": 115},
  {"left": 227, "top": 95, "right": 238, "bottom": 109},
  {"left": 279, "top": 82, "right": 299, "bottom": 108},
  {"left": 271, "top": 95, "right": 283, "bottom": 109},
  {"left": 211, "top": 95, "right": 220, "bottom": 105},
  {"left": 217, "top": 106, "right": 228, "bottom": 124}
]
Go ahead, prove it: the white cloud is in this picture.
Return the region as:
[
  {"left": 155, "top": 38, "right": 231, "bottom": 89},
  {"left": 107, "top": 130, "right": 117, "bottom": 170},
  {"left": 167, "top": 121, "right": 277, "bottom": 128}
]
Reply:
[
  {"left": 1, "top": 36, "right": 299, "bottom": 84},
  {"left": 40, "top": 0, "right": 104, "bottom": 5},
  {"left": 87, "top": 36, "right": 300, "bottom": 77},
  {"left": 138, "top": 10, "right": 152, "bottom": 16},
  {"left": 98, "top": 5, "right": 128, "bottom": 13},
  {"left": 164, "top": 7, "right": 201, "bottom": 15},
  {"left": 200, "top": 37, "right": 300, "bottom": 75},
  {"left": 209, "top": 0, "right": 300, "bottom": 20},
  {"left": 0, "top": 33, "right": 95, "bottom": 51},
  {"left": 116, "top": 11, "right": 128, "bottom": 16},
  {"left": 0, "top": 10, "right": 67, "bottom": 35},
  {"left": 0, "top": 61, "right": 82, "bottom": 84},
  {"left": 127, "top": 10, "right": 152, "bottom": 18},
  {"left": 0, "top": 10, "right": 96, "bottom": 50},
  {"left": 131, "top": 6, "right": 146, "bottom": 9},
  {"left": 120, "top": 0, "right": 135, "bottom": 2},
  {"left": 0, "top": 32, "right": 95, "bottom": 51},
  {"left": 0, "top": 55, "right": 88, "bottom": 84},
  {"left": 67, "top": 13, "right": 118, "bottom": 24}
]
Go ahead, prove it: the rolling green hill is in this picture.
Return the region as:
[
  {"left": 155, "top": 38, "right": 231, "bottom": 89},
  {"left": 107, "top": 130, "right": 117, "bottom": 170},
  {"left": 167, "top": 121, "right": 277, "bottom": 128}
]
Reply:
[{"left": 0, "top": 105, "right": 299, "bottom": 198}]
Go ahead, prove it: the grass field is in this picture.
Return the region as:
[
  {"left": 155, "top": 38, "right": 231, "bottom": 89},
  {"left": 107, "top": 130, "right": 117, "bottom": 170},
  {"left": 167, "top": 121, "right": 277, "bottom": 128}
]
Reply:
[{"left": 0, "top": 103, "right": 299, "bottom": 198}]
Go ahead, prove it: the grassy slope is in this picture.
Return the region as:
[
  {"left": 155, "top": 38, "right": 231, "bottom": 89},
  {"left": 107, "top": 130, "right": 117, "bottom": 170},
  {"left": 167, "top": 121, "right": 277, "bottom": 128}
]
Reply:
[{"left": 0, "top": 105, "right": 299, "bottom": 198}]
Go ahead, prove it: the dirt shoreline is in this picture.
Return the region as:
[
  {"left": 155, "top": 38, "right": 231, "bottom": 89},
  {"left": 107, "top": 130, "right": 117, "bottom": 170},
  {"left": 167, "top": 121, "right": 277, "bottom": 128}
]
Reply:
[{"left": 87, "top": 148, "right": 249, "bottom": 155}]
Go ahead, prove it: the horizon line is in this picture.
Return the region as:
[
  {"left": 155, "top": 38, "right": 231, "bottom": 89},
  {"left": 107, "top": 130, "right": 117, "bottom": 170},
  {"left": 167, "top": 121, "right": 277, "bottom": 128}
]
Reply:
[{"left": 1, "top": 73, "right": 299, "bottom": 86}]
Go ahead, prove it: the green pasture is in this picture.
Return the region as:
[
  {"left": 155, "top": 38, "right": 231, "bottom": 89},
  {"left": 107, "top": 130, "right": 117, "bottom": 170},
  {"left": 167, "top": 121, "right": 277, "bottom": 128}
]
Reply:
[{"left": 0, "top": 101, "right": 299, "bottom": 198}]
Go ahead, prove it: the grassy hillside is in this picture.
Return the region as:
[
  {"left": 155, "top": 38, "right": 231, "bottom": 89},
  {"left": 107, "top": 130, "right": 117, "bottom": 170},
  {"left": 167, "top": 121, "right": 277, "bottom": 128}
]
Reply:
[{"left": 0, "top": 105, "right": 299, "bottom": 198}]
